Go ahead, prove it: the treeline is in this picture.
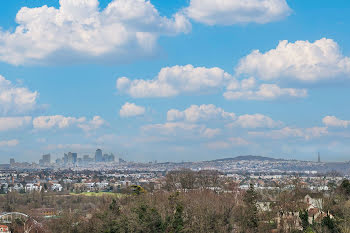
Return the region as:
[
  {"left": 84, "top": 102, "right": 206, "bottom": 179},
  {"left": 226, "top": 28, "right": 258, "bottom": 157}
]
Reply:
[{"left": 43, "top": 174, "right": 350, "bottom": 233}]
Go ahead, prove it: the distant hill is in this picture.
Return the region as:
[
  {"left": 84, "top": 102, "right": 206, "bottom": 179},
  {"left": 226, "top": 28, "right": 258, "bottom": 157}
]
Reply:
[{"left": 211, "top": 155, "right": 283, "bottom": 162}]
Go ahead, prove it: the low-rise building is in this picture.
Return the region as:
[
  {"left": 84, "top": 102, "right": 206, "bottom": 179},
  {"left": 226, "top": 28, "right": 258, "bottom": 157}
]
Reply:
[{"left": 0, "top": 225, "right": 10, "bottom": 233}]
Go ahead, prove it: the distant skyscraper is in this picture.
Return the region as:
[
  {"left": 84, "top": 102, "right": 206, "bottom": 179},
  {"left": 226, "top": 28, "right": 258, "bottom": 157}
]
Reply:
[
  {"left": 95, "top": 149, "right": 103, "bottom": 162},
  {"left": 68, "top": 152, "right": 73, "bottom": 164},
  {"left": 10, "top": 158, "right": 15, "bottom": 166},
  {"left": 72, "top": 153, "right": 78, "bottom": 164},
  {"left": 63, "top": 153, "right": 68, "bottom": 165},
  {"left": 318, "top": 152, "right": 321, "bottom": 163},
  {"left": 42, "top": 154, "right": 51, "bottom": 165}
]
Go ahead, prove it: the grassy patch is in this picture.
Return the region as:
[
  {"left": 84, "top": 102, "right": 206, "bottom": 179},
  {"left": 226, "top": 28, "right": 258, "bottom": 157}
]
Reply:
[{"left": 69, "top": 192, "right": 124, "bottom": 198}]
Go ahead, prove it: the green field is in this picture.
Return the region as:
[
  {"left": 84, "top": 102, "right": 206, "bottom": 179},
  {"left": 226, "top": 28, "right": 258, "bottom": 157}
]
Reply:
[{"left": 69, "top": 192, "right": 125, "bottom": 198}]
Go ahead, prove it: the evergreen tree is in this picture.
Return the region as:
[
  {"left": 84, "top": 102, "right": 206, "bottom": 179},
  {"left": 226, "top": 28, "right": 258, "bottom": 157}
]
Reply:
[
  {"left": 299, "top": 209, "right": 309, "bottom": 230},
  {"left": 243, "top": 183, "right": 258, "bottom": 230}
]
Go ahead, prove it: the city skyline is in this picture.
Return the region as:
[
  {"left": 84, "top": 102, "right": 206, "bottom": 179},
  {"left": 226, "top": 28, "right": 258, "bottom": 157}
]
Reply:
[{"left": 0, "top": 0, "right": 350, "bottom": 163}]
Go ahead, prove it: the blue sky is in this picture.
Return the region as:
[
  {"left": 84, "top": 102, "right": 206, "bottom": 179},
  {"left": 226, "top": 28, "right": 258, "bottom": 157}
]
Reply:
[{"left": 0, "top": 0, "right": 349, "bottom": 163}]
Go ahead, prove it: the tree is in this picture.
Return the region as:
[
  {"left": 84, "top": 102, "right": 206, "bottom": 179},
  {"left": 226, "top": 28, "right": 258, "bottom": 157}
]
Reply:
[
  {"left": 299, "top": 209, "right": 309, "bottom": 231},
  {"left": 322, "top": 214, "right": 338, "bottom": 233},
  {"left": 340, "top": 179, "right": 350, "bottom": 196},
  {"left": 131, "top": 185, "right": 146, "bottom": 195},
  {"left": 134, "top": 203, "right": 164, "bottom": 233},
  {"left": 243, "top": 183, "right": 259, "bottom": 230},
  {"left": 171, "top": 203, "right": 184, "bottom": 233}
]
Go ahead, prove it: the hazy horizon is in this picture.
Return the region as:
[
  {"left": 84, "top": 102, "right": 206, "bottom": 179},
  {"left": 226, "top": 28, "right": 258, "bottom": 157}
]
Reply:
[{"left": 0, "top": 0, "right": 350, "bottom": 163}]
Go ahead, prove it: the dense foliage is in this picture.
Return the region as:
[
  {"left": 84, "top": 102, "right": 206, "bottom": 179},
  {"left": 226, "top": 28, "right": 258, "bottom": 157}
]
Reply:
[{"left": 1, "top": 172, "right": 350, "bottom": 232}]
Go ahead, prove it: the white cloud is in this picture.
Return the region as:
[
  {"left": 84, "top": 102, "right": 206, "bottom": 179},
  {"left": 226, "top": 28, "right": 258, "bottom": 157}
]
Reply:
[
  {"left": 230, "top": 114, "right": 282, "bottom": 128},
  {"left": 0, "top": 139, "right": 19, "bottom": 147},
  {"left": 33, "top": 115, "right": 85, "bottom": 129},
  {"left": 78, "top": 116, "right": 106, "bottom": 132},
  {"left": 0, "top": 75, "right": 38, "bottom": 114},
  {"left": 323, "top": 116, "right": 350, "bottom": 128},
  {"left": 166, "top": 105, "right": 281, "bottom": 129},
  {"left": 33, "top": 115, "right": 105, "bottom": 131},
  {"left": 117, "top": 64, "right": 307, "bottom": 101},
  {"left": 224, "top": 84, "right": 307, "bottom": 100},
  {"left": 117, "top": 64, "right": 233, "bottom": 98},
  {"left": 142, "top": 122, "right": 200, "bottom": 135},
  {"left": 201, "top": 128, "right": 221, "bottom": 138},
  {"left": 249, "top": 126, "right": 328, "bottom": 140},
  {"left": 185, "top": 0, "right": 291, "bottom": 26},
  {"left": 167, "top": 104, "right": 236, "bottom": 122},
  {"left": 0, "top": 116, "right": 32, "bottom": 131},
  {"left": 120, "top": 102, "right": 145, "bottom": 117},
  {"left": 142, "top": 122, "right": 219, "bottom": 138},
  {"left": 0, "top": 0, "right": 191, "bottom": 65},
  {"left": 240, "top": 77, "right": 257, "bottom": 90},
  {"left": 236, "top": 38, "right": 350, "bottom": 82}
]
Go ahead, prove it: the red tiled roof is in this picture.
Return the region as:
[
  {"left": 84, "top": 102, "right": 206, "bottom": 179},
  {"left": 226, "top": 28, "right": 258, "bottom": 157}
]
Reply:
[
  {"left": 308, "top": 208, "right": 319, "bottom": 215},
  {"left": 0, "top": 225, "right": 9, "bottom": 229}
]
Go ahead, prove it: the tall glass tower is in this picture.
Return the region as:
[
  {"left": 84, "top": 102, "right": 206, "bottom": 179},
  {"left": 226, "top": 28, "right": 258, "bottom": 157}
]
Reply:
[{"left": 95, "top": 149, "right": 103, "bottom": 162}]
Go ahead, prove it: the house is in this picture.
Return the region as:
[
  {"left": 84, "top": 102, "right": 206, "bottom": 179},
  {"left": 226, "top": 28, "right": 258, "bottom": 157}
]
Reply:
[
  {"left": 0, "top": 225, "right": 10, "bottom": 233},
  {"left": 95, "top": 182, "right": 109, "bottom": 190},
  {"left": 51, "top": 183, "right": 63, "bottom": 192},
  {"left": 25, "top": 183, "right": 42, "bottom": 192},
  {"left": 257, "top": 201, "right": 272, "bottom": 212},
  {"left": 303, "top": 194, "right": 333, "bottom": 224},
  {"left": 9, "top": 183, "right": 24, "bottom": 192},
  {"left": 84, "top": 183, "right": 95, "bottom": 191},
  {"left": 304, "top": 194, "right": 323, "bottom": 210}
]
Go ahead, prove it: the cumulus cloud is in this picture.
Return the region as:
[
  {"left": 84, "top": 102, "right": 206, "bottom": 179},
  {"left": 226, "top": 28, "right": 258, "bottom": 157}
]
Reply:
[
  {"left": 117, "top": 64, "right": 307, "bottom": 101},
  {"left": 201, "top": 128, "right": 222, "bottom": 138},
  {"left": 78, "top": 116, "right": 106, "bottom": 132},
  {"left": 0, "top": 116, "right": 32, "bottom": 131},
  {"left": 33, "top": 115, "right": 105, "bottom": 131},
  {"left": 249, "top": 126, "right": 329, "bottom": 140},
  {"left": 0, "top": 139, "right": 19, "bottom": 147},
  {"left": 323, "top": 116, "right": 350, "bottom": 128},
  {"left": 120, "top": 102, "right": 145, "bottom": 117},
  {"left": 33, "top": 115, "right": 85, "bottom": 129},
  {"left": 117, "top": 64, "right": 233, "bottom": 98},
  {"left": 185, "top": 0, "right": 291, "bottom": 25},
  {"left": 167, "top": 104, "right": 235, "bottom": 122},
  {"left": 0, "top": 0, "right": 191, "bottom": 65},
  {"left": 142, "top": 122, "right": 220, "bottom": 138},
  {"left": 230, "top": 114, "right": 282, "bottom": 128},
  {"left": 224, "top": 84, "right": 307, "bottom": 100},
  {"left": 236, "top": 38, "right": 350, "bottom": 82},
  {"left": 0, "top": 75, "right": 38, "bottom": 114},
  {"left": 166, "top": 104, "right": 282, "bottom": 129}
]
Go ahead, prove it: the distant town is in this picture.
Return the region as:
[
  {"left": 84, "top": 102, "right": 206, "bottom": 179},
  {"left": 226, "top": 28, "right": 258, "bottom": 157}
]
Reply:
[
  {"left": 1, "top": 150, "right": 350, "bottom": 232},
  {"left": 0, "top": 150, "right": 349, "bottom": 197},
  {"left": 2, "top": 149, "right": 350, "bottom": 175}
]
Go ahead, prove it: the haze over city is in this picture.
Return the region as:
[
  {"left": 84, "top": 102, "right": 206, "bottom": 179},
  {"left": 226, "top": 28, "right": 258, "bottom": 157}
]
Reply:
[{"left": 0, "top": 0, "right": 349, "bottom": 164}]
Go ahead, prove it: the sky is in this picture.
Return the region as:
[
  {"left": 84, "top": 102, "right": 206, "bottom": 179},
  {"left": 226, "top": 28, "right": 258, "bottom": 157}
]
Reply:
[{"left": 0, "top": 0, "right": 349, "bottom": 163}]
